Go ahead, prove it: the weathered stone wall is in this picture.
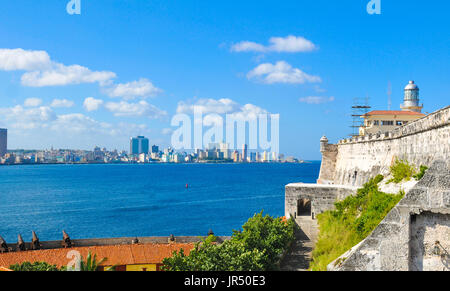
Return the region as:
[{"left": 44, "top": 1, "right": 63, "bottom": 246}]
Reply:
[
  {"left": 318, "top": 106, "right": 450, "bottom": 187},
  {"left": 285, "top": 183, "right": 358, "bottom": 219},
  {"left": 328, "top": 160, "right": 450, "bottom": 271},
  {"left": 285, "top": 106, "right": 449, "bottom": 271},
  {"left": 2, "top": 236, "right": 231, "bottom": 251},
  {"left": 317, "top": 144, "right": 337, "bottom": 185}
]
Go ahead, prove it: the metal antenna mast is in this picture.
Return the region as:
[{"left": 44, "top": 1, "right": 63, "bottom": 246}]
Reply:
[{"left": 387, "top": 81, "right": 392, "bottom": 111}]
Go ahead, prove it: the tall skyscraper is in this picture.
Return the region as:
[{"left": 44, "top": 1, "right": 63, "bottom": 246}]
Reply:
[
  {"left": 219, "top": 142, "right": 230, "bottom": 159},
  {"left": 242, "top": 144, "right": 248, "bottom": 162},
  {"left": 0, "top": 128, "right": 7, "bottom": 157},
  {"left": 233, "top": 150, "right": 240, "bottom": 163},
  {"left": 130, "top": 136, "right": 150, "bottom": 155}
]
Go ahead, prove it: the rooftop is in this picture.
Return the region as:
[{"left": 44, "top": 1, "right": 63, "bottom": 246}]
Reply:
[
  {"left": 0, "top": 242, "right": 195, "bottom": 268},
  {"left": 364, "top": 110, "right": 426, "bottom": 116}
]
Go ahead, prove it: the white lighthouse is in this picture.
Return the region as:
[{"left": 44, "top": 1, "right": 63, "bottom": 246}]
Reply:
[{"left": 401, "top": 80, "right": 423, "bottom": 113}]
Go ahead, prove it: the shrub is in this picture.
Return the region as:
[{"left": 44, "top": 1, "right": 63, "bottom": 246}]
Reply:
[
  {"left": 413, "top": 165, "right": 428, "bottom": 181},
  {"left": 162, "top": 212, "right": 296, "bottom": 271},
  {"left": 10, "top": 262, "right": 60, "bottom": 271},
  {"left": 388, "top": 159, "right": 416, "bottom": 184},
  {"left": 310, "top": 175, "right": 404, "bottom": 271}
]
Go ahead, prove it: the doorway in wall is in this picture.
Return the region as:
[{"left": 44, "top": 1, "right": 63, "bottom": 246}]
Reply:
[{"left": 297, "top": 198, "right": 312, "bottom": 216}]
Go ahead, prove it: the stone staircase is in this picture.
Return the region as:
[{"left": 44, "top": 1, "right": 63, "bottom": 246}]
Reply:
[{"left": 280, "top": 216, "right": 318, "bottom": 271}]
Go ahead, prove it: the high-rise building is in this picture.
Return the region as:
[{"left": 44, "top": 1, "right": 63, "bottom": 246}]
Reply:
[
  {"left": 151, "top": 145, "right": 159, "bottom": 154},
  {"left": 242, "top": 144, "right": 248, "bottom": 163},
  {"left": 219, "top": 142, "right": 230, "bottom": 159},
  {"left": 130, "top": 136, "right": 150, "bottom": 155},
  {"left": 0, "top": 128, "right": 7, "bottom": 157},
  {"left": 233, "top": 150, "right": 240, "bottom": 163}
]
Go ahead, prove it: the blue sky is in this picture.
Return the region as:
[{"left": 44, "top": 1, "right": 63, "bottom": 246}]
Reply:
[{"left": 0, "top": 0, "right": 448, "bottom": 159}]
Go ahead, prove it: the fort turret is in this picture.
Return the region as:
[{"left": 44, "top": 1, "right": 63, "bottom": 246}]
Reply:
[{"left": 317, "top": 136, "right": 337, "bottom": 185}]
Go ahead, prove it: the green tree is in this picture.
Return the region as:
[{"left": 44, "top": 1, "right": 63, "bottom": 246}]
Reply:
[
  {"left": 162, "top": 212, "right": 295, "bottom": 271},
  {"left": 75, "top": 251, "right": 107, "bottom": 271}
]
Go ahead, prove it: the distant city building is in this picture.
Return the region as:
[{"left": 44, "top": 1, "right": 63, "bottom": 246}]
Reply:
[
  {"left": 271, "top": 152, "right": 278, "bottom": 162},
  {"left": 0, "top": 128, "right": 6, "bottom": 157},
  {"left": 262, "top": 151, "right": 269, "bottom": 162},
  {"left": 151, "top": 145, "right": 159, "bottom": 153},
  {"left": 233, "top": 150, "right": 240, "bottom": 163},
  {"left": 250, "top": 152, "right": 257, "bottom": 162},
  {"left": 138, "top": 153, "right": 147, "bottom": 163},
  {"left": 219, "top": 143, "right": 230, "bottom": 159},
  {"left": 130, "top": 136, "right": 149, "bottom": 155},
  {"left": 360, "top": 81, "right": 426, "bottom": 136},
  {"left": 242, "top": 144, "right": 248, "bottom": 163}
]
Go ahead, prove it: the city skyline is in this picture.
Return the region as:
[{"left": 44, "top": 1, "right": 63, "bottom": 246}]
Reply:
[
  {"left": 1, "top": 134, "right": 301, "bottom": 165},
  {"left": 0, "top": 1, "right": 449, "bottom": 159}
]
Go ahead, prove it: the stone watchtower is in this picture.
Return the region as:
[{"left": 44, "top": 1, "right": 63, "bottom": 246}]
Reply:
[
  {"left": 317, "top": 136, "right": 338, "bottom": 185},
  {"left": 401, "top": 81, "right": 423, "bottom": 113}
]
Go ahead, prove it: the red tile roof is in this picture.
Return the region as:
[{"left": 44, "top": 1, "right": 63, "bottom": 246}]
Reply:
[
  {"left": 0, "top": 266, "right": 12, "bottom": 271},
  {"left": 0, "top": 243, "right": 194, "bottom": 269},
  {"left": 365, "top": 110, "right": 425, "bottom": 116}
]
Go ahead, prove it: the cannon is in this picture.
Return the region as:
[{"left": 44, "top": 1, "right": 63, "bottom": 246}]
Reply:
[
  {"left": 0, "top": 236, "right": 9, "bottom": 253},
  {"left": 31, "top": 231, "right": 41, "bottom": 250},
  {"left": 17, "top": 234, "right": 26, "bottom": 252},
  {"left": 62, "top": 230, "right": 73, "bottom": 248}
]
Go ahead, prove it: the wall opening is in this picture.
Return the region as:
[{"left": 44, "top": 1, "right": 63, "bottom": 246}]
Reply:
[
  {"left": 297, "top": 199, "right": 312, "bottom": 216},
  {"left": 409, "top": 212, "right": 450, "bottom": 271}
]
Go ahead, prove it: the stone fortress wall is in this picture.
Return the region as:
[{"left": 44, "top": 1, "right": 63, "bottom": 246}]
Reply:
[
  {"left": 285, "top": 105, "right": 450, "bottom": 271},
  {"left": 319, "top": 106, "right": 450, "bottom": 187}
]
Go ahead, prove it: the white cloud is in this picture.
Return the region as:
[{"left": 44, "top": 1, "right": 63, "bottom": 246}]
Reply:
[
  {"left": 299, "top": 96, "right": 335, "bottom": 104},
  {"left": 247, "top": 61, "right": 321, "bottom": 84},
  {"left": 176, "top": 98, "right": 240, "bottom": 115},
  {"left": 161, "top": 128, "right": 173, "bottom": 135},
  {"left": 176, "top": 98, "right": 269, "bottom": 122},
  {"left": 105, "top": 78, "right": 162, "bottom": 100},
  {"left": 231, "top": 36, "right": 317, "bottom": 53},
  {"left": 0, "top": 105, "right": 56, "bottom": 130},
  {"left": 50, "top": 113, "right": 112, "bottom": 133},
  {"left": 105, "top": 100, "right": 167, "bottom": 119},
  {"left": 230, "top": 41, "right": 266, "bottom": 53},
  {"left": 269, "top": 36, "right": 317, "bottom": 53},
  {"left": 0, "top": 48, "right": 116, "bottom": 87},
  {"left": 0, "top": 102, "right": 155, "bottom": 150},
  {"left": 50, "top": 99, "right": 74, "bottom": 108},
  {"left": 0, "top": 48, "right": 51, "bottom": 71},
  {"left": 0, "top": 48, "right": 165, "bottom": 110},
  {"left": 24, "top": 98, "right": 43, "bottom": 107},
  {"left": 83, "top": 97, "right": 104, "bottom": 112},
  {"left": 21, "top": 63, "right": 116, "bottom": 87}
]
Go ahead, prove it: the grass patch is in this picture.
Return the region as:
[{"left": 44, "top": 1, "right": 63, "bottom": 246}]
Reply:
[
  {"left": 310, "top": 175, "right": 404, "bottom": 271},
  {"left": 413, "top": 165, "right": 429, "bottom": 181}
]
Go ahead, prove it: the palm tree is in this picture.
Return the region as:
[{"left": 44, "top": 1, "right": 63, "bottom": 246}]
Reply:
[{"left": 79, "top": 252, "right": 107, "bottom": 271}]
